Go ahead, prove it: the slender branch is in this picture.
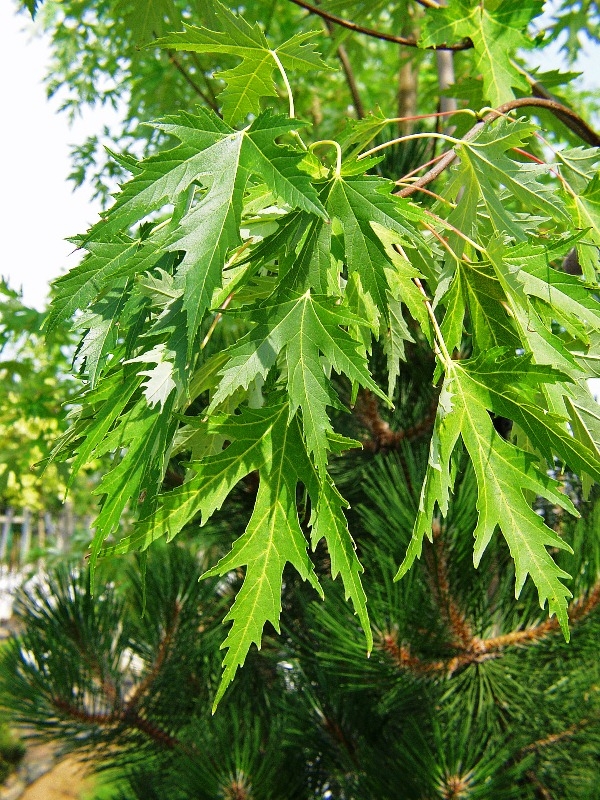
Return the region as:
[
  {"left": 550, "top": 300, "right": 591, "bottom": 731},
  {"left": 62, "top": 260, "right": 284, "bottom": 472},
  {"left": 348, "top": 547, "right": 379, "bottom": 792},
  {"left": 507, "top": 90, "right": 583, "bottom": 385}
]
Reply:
[
  {"left": 424, "top": 520, "right": 473, "bottom": 648},
  {"left": 287, "top": 0, "right": 472, "bottom": 50},
  {"left": 201, "top": 293, "right": 235, "bottom": 350},
  {"left": 166, "top": 51, "right": 220, "bottom": 112},
  {"left": 270, "top": 48, "right": 296, "bottom": 119},
  {"left": 335, "top": 42, "right": 365, "bottom": 118},
  {"left": 397, "top": 97, "right": 600, "bottom": 198},
  {"left": 381, "top": 577, "right": 600, "bottom": 675},
  {"left": 188, "top": 51, "right": 220, "bottom": 108},
  {"left": 310, "top": 139, "right": 343, "bottom": 175},
  {"left": 358, "top": 130, "right": 461, "bottom": 161},
  {"left": 415, "top": 0, "right": 442, "bottom": 8},
  {"left": 304, "top": 6, "right": 366, "bottom": 117},
  {"left": 413, "top": 275, "right": 453, "bottom": 367},
  {"left": 52, "top": 697, "right": 181, "bottom": 750},
  {"left": 356, "top": 390, "right": 438, "bottom": 453},
  {"left": 423, "top": 209, "right": 485, "bottom": 252},
  {"left": 394, "top": 182, "right": 453, "bottom": 204},
  {"left": 526, "top": 771, "right": 554, "bottom": 800},
  {"left": 396, "top": 149, "right": 449, "bottom": 182},
  {"left": 521, "top": 721, "right": 589, "bottom": 755},
  {"left": 127, "top": 601, "right": 181, "bottom": 711}
]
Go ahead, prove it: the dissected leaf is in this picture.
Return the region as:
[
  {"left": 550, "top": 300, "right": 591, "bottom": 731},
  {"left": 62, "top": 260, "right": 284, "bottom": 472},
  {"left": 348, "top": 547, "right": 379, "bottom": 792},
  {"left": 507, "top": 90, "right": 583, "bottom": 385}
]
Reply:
[
  {"left": 153, "top": 1, "right": 331, "bottom": 124},
  {"left": 209, "top": 291, "right": 387, "bottom": 471},
  {"left": 397, "top": 356, "right": 582, "bottom": 634},
  {"left": 101, "top": 403, "right": 369, "bottom": 706},
  {"left": 564, "top": 172, "right": 600, "bottom": 282},
  {"left": 421, "top": 0, "right": 543, "bottom": 105}
]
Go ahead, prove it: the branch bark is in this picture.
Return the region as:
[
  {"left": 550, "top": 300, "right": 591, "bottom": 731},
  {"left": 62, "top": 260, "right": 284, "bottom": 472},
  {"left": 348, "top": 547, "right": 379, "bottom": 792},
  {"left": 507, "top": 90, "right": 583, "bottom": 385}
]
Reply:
[
  {"left": 287, "top": 0, "right": 472, "bottom": 50},
  {"left": 397, "top": 97, "right": 600, "bottom": 198},
  {"left": 381, "top": 577, "right": 600, "bottom": 675}
]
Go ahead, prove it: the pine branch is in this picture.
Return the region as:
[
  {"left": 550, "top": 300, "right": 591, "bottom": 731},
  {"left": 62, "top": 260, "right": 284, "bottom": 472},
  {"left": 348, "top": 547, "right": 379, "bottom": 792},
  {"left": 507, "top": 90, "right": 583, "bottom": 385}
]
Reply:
[
  {"left": 47, "top": 598, "right": 189, "bottom": 752},
  {"left": 287, "top": 0, "right": 472, "bottom": 50},
  {"left": 52, "top": 695, "right": 182, "bottom": 750},
  {"left": 423, "top": 519, "right": 473, "bottom": 648},
  {"left": 526, "top": 772, "right": 554, "bottom": 800},
  {"left": 521, "top": 721, "right": 589, "bottom": 754},
  {"left": 126, "top": 600, "right": 182, "bottom": 711},
  {"left": 356, "top": 390, "right": 438, "bottom": 453},
  {"left": 380, "top": 578, "right": 600, "bottom": 675}
]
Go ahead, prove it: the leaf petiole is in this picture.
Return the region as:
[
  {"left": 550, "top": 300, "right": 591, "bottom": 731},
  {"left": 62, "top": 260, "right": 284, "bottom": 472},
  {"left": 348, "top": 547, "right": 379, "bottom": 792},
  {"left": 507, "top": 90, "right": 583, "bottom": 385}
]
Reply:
[
  {"left": 269, "top": 48, "right": 307, "bottom": 150},
  {"left": 357, "top": 132, "right": 462, "bottom": 162},
  {"left": 309, "top": 140, "right": 343, "bottom": 177}
]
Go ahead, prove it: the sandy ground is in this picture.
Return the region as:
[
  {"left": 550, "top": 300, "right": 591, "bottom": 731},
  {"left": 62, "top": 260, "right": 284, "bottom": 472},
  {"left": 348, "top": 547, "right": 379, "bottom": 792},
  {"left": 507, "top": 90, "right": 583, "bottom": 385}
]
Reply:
[
  {"left": 19, "top": 757, "right": 93, "bottom": 800},
  {"left": 0, "top": 740, "right": 94, "bottom": 800}
]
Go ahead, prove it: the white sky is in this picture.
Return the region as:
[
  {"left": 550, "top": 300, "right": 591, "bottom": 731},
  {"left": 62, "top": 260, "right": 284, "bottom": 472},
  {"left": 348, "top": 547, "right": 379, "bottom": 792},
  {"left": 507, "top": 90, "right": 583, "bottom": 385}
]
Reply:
[
  {"left": 0, "top": 3, "right": 113, "bottom": 310},
  {"left": 0, "top": 2, "right": 598, "bottom": 310}
]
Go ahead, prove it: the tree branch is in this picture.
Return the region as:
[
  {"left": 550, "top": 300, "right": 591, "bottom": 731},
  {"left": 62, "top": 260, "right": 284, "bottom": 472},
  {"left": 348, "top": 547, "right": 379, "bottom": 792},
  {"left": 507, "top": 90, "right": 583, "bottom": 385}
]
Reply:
[
  {"left": 397, "top": 97, "right": 600, "bottom": 198},
  {"left": 381, "top": 577, "right": 600, "bottom": 675},
  {"left": 166, "top": 50, "right": 220, "bottom": 113},
  {"left": 424, "top": 519, "right": 473, "bottom": 648},
  {"left": 126, "top": 600, "right": 181, "bottom": 711},
  {"left": 356, "top": 389, "right": 438, "bottom": 453},
  {"left": 335, "top": 41, "right": 365, "bottom": 118},
  {"left": 320, "top": 15, "right": 365, "bottom": 118},
  {"left": 521, "top": 721, "right": 588, "bottom": 755},
  {"left": 287, "top": 0, "right": 472, "bottom": 50}
]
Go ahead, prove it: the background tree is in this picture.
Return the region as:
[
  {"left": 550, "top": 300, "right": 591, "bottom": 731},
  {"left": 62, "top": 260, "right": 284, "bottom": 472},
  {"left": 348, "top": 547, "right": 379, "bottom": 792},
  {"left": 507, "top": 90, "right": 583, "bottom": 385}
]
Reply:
[
  {"left": 2, "top": 0, "right": 600, "bottom": 797},
  {"left": 0, "top": 281, "right": 95, "bottom": 513}
]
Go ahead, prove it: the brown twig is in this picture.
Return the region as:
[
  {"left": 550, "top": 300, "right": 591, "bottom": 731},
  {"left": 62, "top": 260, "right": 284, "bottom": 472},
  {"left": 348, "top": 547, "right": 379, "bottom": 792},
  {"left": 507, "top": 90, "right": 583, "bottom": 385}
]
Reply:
[
  {"left": 287, "top": 0, "right": 472, "bottom": 50},
  {"left": 381, "top": 577, "right": 600, "bottom": 675},
  {"left": 356, "top": 390, "right": 438, "bottom": 453},
  {"left": 50, "top": 599, "right": 195, "bottom": 754},
  {"left": 319, "top": 14, "right": 365, "bottom": 118},
  {"left": 166, "top": 50, "right": 220, "bottom": 112},
  {"left": 335, "top": 42, "right": 365, "bottom": 118},
  {"left": 52, "top": 696, "right": 181, "bottom": 749},
  {"left": 526, "top": 772, "right": 554, "bottom": 800},
  {"left": 397, "top": 97, "right": 600, "bottom": 199},
  {"left": 127, "top": 600, "right": 181, "bottom": 710},
  {"left": 424, "top": 519, "right": 473, "bottom": 648},
  {"left": 521, "top": 721, "right": 588, "bottom": 755}
]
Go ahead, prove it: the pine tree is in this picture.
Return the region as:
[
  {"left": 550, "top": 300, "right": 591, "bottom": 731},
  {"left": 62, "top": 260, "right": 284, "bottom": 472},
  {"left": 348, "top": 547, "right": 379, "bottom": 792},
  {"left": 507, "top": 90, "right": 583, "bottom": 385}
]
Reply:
[{"left": 2, "top": 1, "right": 600, "bottom": 797}]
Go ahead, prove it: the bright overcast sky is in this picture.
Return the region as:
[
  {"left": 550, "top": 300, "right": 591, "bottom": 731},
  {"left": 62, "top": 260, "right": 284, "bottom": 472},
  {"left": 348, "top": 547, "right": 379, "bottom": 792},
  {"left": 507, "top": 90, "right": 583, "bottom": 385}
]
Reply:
[
  {"left": 0, "top": 3, "right": 114, "bottom": 310},
  {"left": 0, "top": 2, "right": 598, "bottom": 310}
]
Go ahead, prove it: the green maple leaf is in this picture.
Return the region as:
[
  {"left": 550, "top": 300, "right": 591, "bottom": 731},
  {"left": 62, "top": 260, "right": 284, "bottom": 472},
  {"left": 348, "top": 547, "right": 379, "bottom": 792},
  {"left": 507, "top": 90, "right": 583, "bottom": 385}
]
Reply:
[
  {"left": 114, "top": 0, "right": 180, "bottom": 44},
  {"left": 370, "top": 222, "right": 435, "bottom": 393},
  {"left": 327, "top": 175, "right": 427, "bottom": 327},
  {"left": 555, "top": 146, "right": 600, "bottom": 194},
  {"left": 445, "top": 120, "right": 568, "bottom": 246},
  {"left": 73, "top": 292, "right": 127, "bottom": 388},
  {"left": 507, "top": 241, "right": 600, "bottom": 338},
  {"left": 485, "top": 239, "right": 586, "bottom": 388},
  {"left": 153, "top": 0, "right": 331, "bottom": 124},
  {"left": 48, "top": 109, "right": 325, "bottom": 358},
  {"left": 88, "top": 391, "right": 176, "bottom": 582},
  {"left": 441, "top": 261, "right": 520, "bottom": 357},
  {"left": 421, "top": 0, "right": 543, "bottom": 106},
  {"left": 127, "top": 344, "right": 177, "bottom": 409},
  {"left": 101, "top": 404, "right": 369, "bottom": 707},
  {"left": 564, "top": 172, "right": 600, "bottom": 282},
  {"left": 208, "top": 291, "right": 387, "bottom": 471},
  {"left": 396, "top": 352, "right": 600, "bottom": 635}
]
